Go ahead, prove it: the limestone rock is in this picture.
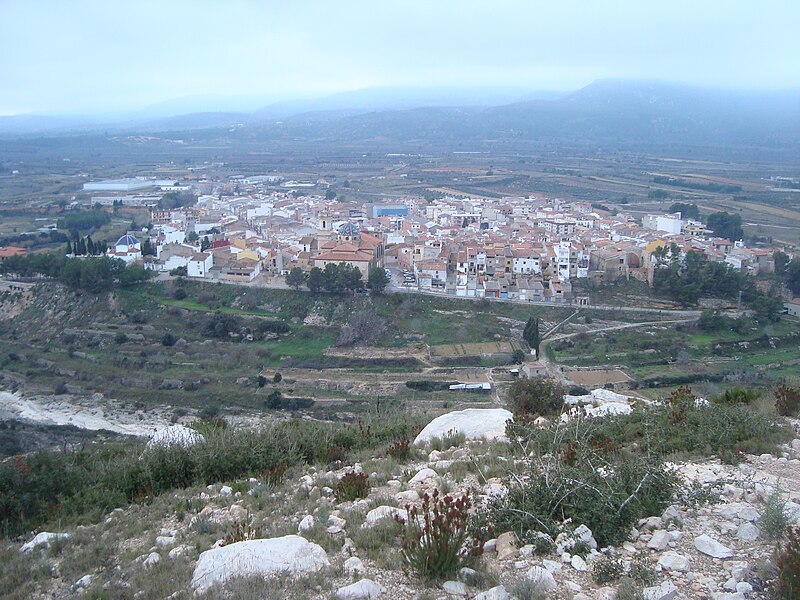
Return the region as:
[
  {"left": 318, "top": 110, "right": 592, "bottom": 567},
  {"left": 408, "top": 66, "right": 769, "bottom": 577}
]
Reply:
[
  {"left": 336, "top": 578, "right": 383, "bottom": 599},
  {"left": 145, "top": 425, "right": 204, "bottom": 451},
  {"left": 694, "top": 534, "right": 733, "bottom": 559},
  {"left": 363, "top": 505, "right": 407, "bottom": 527},
  {"left": 442, "top": 580, "right": 468, "bottom": 596},
  {"left": 344, "top": 556, "right": 365, "bottom": 575},
  {"left": 658, "top": 551, "right": 691, "bottom": 572},
  {"left": 298, "top": 515, "right": 315, "bottom": 532},
  {"left": 474, "top": 586, "right": 511, "bottom": 600},
  {"left": 736, "top": 523, "right": 759, "bottom": 542},
  {"left": 413, "top": 408, "right": 513, "bottom": 445},
  {"left": 496, "top": 531, "right": 518, "bottom": 561},
  {"left": 191, "top": 535, "right": 329, "bottom": 594},
  {"left": 20, "top": 532, "right": 70, "bottom": 553},
  {"left": 642, "top": 581, "right": 678, "bottom": 600},
  {"left": 408, "top": 468, "right": 438, "bottom": 485},
  {"left": 526, "top": 566, "right": 557, "bottom": 591},
  {"left": 647, "top": 530, "right": 671, "bottom": 551}
]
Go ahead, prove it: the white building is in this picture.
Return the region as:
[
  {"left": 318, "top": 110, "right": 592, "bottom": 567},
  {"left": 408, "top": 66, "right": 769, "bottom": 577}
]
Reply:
[
  {"left": 643, "top": 213, "right": 682, "bottom": 235},
  {"left": 187, "top": 252, "right": 213, "bottom": 278}
]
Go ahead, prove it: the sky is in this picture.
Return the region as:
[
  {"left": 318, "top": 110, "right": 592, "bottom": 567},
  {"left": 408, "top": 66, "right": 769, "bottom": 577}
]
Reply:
[{"left": 1, "top": 0, "right": 799, "bottom": 116}]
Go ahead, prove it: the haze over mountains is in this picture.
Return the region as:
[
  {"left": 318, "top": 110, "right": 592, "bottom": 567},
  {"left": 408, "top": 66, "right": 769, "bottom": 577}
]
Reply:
[{"left": 2, "top": 80, "right": 798, "bottom": 156}]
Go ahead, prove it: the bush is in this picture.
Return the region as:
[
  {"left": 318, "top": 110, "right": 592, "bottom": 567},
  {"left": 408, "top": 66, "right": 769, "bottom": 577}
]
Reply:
[
  {"left": 273, "top": 372, "right": 282, "bottom": 383},
  {"left": 507, "top": 377, "right": 566, "bottom": 417},
  {"left": 593, "top": 555, "right": 624, "bottom": 584},
  {"left": 386, "top": 438, "right": 411, "bottom": 460},
  {"left": 775, "top": 526, "right": 800, "bottom": 599},
  {"left": 713, "top": 387, "right": 760, "bottom": 405},
  {"left": 161, "top": 332, "right": 176, "bottom": 347},
  {"left": 398, "top": 489, "right": 484, "bottom": 581},
  {"left": 759, "top": 489, "right": 791, "bottom": 541},
  {"left": 173, "top": 287, "right": 187, "bottom": 299},
  {"left": 775, "top": 384, "right": 800, "bottom": 417},
  {"left": 335, "top": 471, "right": 370, "bottom": 502},
  {"left": 114, "top": 332, "right": 128, "bottom": 344},
  {"left": 405, "top": 380, "right": 458, "bottom": 392}
]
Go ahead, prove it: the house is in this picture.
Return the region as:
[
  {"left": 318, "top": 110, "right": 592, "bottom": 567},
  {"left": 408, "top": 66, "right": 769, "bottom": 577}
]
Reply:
[
  {"left": 108, "top": 234, "right": 141, "bottom": 264},
  {"left": 187, "top": 252, "right": 213, "bottom": 278},
  {"left": 785, "top": 298, "right": 800, "bottom": 318}
]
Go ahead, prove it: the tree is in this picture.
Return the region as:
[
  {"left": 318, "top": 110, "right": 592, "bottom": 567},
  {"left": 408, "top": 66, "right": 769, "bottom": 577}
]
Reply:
[
  {"left": 706, "top": 211, "right": 744, "bottom": 241},
  {"left": 141, "top": 238, "right": 155, "bottom": 256},
  {"left": 774, "top": 251, "right": 790, "bottom": 276},
  {"left": 507, "top": 377, "right": 565, "bottom": 417},
  {"left": 367, "top": 266, "right": 389, "bottom": 294},
  {"left": 522, "top": 317, "right": 540, "bottom": 356},
  {"left": 325, "top": 189, "right": 336, "bottom": 200},
  {"left": 186, "top": 231, "right": 199, "bottom": 243},
  {"left": 785, "top": 259, "right": 800, "bottom": 295},
  {"left": 669, "top": 202, "right": 700, "bottom": 220},
  {"left": 286, "top": 267, "right": 306, "bottom": 290},
  {"left": 200, "top": 236, "right": 211, "bottom": 252},
  {"left": 307, "top": 267, "right": 324, "bottom": 293}
]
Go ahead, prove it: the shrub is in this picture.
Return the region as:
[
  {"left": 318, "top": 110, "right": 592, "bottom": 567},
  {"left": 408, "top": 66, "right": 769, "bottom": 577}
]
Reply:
[
  {"left": 627, "top": 555, "right": 658, "bottom": 586},
  {"left": 335, "top": 471, "right": 370, "bottom": 502},
  {"left": 775, "top": 384, "right": 800, "bottom": 417},
  {"left": 714, "top": 387, "right": 760, "bottom": 405},
  {"left": 173, "top": 287, "right": 187, "bottom": 300},
  {"left": 775, "top": 526, "right": 800, "bottom": 599},
  {"left": 428, "top": 428, "right": 466, "bottom": 452},
  {"left": 593, "top": 555, "right": 624, "bottom": 584},
  {"left": 759, "top": 489, "right": 791, "bottom": 541},
  {"left": 223, "top": 520, "right": 264, "bottom": 546},
  {"left": 257, "top": 375, "right": 267, "bottom": 388},
  {"left": 398, "top": 489, "right": 484, "bottom": 581},
  {"left": 616, "top": 578, "right": 645, "bottom": 600},
  {"left": 114, "top": 332, "right": 128, "bottom": 344},
  {"left": 387, "top": 438, "right": 411, "bottom": 460},
  {"left": 273, "top": 372, "right": 282, "bottom": 383},
  {"left": 507, "top": 377, "right": 565, "bottom": 417},
  {"left": 161, "top": 332, "right": 176, "bottom": 347}
]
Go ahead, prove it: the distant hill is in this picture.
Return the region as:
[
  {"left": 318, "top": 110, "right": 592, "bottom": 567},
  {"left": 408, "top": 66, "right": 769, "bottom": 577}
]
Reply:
[{"left": 2, "top": 80, "right": 798, "bottom": 158}]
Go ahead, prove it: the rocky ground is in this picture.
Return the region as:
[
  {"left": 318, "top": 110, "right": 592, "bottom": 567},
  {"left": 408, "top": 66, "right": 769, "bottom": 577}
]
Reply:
[{"left": 3, "top": 404, "right": 800, "bottom": 600}]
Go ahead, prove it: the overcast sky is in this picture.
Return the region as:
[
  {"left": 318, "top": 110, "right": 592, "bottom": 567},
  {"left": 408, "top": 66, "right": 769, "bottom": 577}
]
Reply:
[{"left": 1, "top": 0, "right": 799, "bottom": 116}]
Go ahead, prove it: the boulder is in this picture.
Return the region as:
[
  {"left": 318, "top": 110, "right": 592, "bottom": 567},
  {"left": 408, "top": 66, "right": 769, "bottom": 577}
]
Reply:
[
  {"left": 694, "top": 534, "right": 733, "bottom": 559},
  {"left": 363, "top": 505, "right": 407, "bottom": 527},
  {"left": 20, "top": 532, "right": 70, "bottom": 553},
  {"left": 146, "top": 424, "right": 204, "bottom": 451},
  {"left": 526, "top": 566, "right": 557, "bottom": 591},
  {"left": 344, "top": 556, "right": 365, "bottom": 575},
  {"left": 191, "top": 535, "right": 329, "bottom": 594},
  {"left": 442, "top": 580, "right": 468, "bottom": 596},
  {"left": 657, "top": 551, "right": 691, "bottom": 572},
  {"left": 647, "top": 530, "right": 671, "bottom": 551},
  {"left": 336, "top": 578, "right": 383, "bottom": 599},
  {"left": 413, "top": 409, "right": 513, "bottom": 445},
  {"left": 736, "top": 523, "right": 760, "bottom": 542},
  {"left": 642, "top": 581, "right": 678, "bottom": 600},
  {"left": 408, "top": 468, "right": 438, "bottom": 485},
  {"left": 496, "top": 531, "right": 518, "bottom": 561},
  {"left": 474, "top": 586, "right": 511, "bottom": 600}
]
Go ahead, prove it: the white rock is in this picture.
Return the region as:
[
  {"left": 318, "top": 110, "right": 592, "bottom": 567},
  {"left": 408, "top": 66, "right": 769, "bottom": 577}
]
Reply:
[
  {"left": 413, "top": 408, "right": 513, "bottom": 445},
  {"left": 429, "top": 450, "right": 443, "bottom": 461},
  {"left": 344, "top": 556, "right": 365, "bottom": 575},
  {"left": 474, "top": 585, "right": 511, "bottom": 600},
  {"left": 328, "top": 515, "right": 346, "bottom": 529},
  {"left": 543, "top": 559, "right": 562, "bottom": 572},
  {"left": 574, "top": 524, "right": 598, "bottom": 550},
  {"left": 442, "top": 580, "right": 468, "bottom": 596},
  {"left": 396, "top": 490, "right": 420, "bottom": 504},
  {"left": 571, "top": 554, "right": 589, "bottom": 571},
  {"left": 408, "top": 468, "right": 438, "bottom": 485},
  {"left": 363, "top": 505, "right": 407, "bottom": 527},
  {"left": 642, "top": 580, "right": 678, "bottom": 600},
  {"left": 168, "top": 545, "right": 190, "bottom": 559},
  {"left": 647, "top": 530, "right": 671, "bottom": 551},
  {"left": 526, "top": 565, "right": 557, "bottom": 591},
  {"left": 219, "top": 485, "right": 232, "bottom": 496},
  {"left": 74, "top": 575, "right": 93, "bottom": 589},
  {"left": 155, "top": 535, "right": 176, "bottom": 547},
  {"left": 145, "top": 424, "right": 204, "bottom": 451},
  {"left": 20, "top": 532, "right": 70, "bottom": 553},
  {"left": 735, "top": 582, "right": 753, "bottom": 594},
  {"left": 736, "top": 522, "right": 760, "bottom": 541},
  {"left": 336, "top": 578, "right": 383, "bottom": 599},
  {"left": 143, "top": 552, "right": 160, "bottom": 569},
  {"left": 694, "top": 534, "right": 733, "bottom": 559},
  {"left": 658, "top": 551, "right": 691, "bottom": 572},
  {"left": 298, "top": 514, "right": 315, "bottom": 532},
  {"left": 191, "top": 535, "right": 329, "bottom": 594},
  {"left": 435, "top": 460, "right": 455, "bottom": 470}
]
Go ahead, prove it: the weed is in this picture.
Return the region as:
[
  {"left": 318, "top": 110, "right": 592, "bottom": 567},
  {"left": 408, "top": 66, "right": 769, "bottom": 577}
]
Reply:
[
  {"left": 223, "top": 520, "right": 263, "bottom": 546},
  {"left": 759, "top": 489, "right": 791, "bottom": 541},
  {"left": 398, "top": 489, "right": 485, "bottom": 581},
  {"left": 775, "top": 383, "right": 800, "bottom": 417},
  {"left": 592, "top": 555, "right": 624, "bottom": 584},
  {"left": 387, "top": 438, "right": 411, "bottom": 460},
  {"left": 507, "top": 575, "right": 552, "bottom": 600},
  {"left": 616, "top": 577, "right": 645, "bottom": 600},
  {"left": 627, "top": 555, "right": 658, "bottom": 586},
  {"left": 335, "top": 471, "right": 370, "bottom": 502},
  {"left": 775, "top": 526, "right": 800, "bottom": 599},
  {"left": 428, "top": 428, "right": 467, "bottom": 452}
]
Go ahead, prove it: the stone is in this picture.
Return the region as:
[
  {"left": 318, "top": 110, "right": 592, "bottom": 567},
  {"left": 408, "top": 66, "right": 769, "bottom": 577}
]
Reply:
[
  {"left": 74, "top": 575, "right": 93, "bottom": 589},
  {"left": 543, "top": 559, "right": 563, "bottom": 572},
  {"left": 658, "top": 551, "right": 691, "bottom": 572},
  {"left": 474, "top": 586, "right": 511, "bottom": 600},
  {"left": 145, "top": 425, "right": 203, "bottom": 451},
  {"left": 526, "top": 566, "right": 557, "bottom": 592},
  {"left": 219, "top": 485, "right": 232, "bottom": 496},
  {"left": 694, "top": 534, "right": 733, "bottom": 559},
  {"left": 736, "top": 523, "right": 760, "bottom": 542},
  {"left": 363, "top": 505, "right": 407, "bottom": 527},
  {"left": 143, "top": 552, "right": 160, "bottom": 569},
  {"left": 642, "top": 581, "right": 678, "bottom": 600},
  {"left": 735, "top": 582, "right": 753, "bottom": 594},
  {"left": 648, "top": 530, "right": 671, "bottom": 551},
  {"left": 20, "top": 532, "right": 70, "bottom": 553},
  {"left": 328, "top": 515, "right": 346, "bottom": 529},
  {"left": 574, "top": 524, "right": 598, "bottom": 550},
  {"left": 442, "top": 580, "right": 468, "bottom": 596},
  {"left": 168, "top": 545, "right": 190, "bottom": 559},
  {"left": 336, "top": 578, "right": 383, "bottom": 599},
  {"left": 191, "top": 535, "right": 329, "bottom": 594},
  {"left": 396, "top": 490, "right": 419, "bottom": 504},
  {"left": 413, "top": 408, "right": 513, "bottom": 445},
  {"left": 344, "top": 556, "right": 365, "bottom": 575},
  {"left": 408, "top": 468, "right": 438, "bottom": 485},
  {"left": 155, "top": 535, "right": 175, "bottom": 547},
  {"left": 298, "top": 515, "right": 315, "bottom": 532},
  {"left": 496, "top": 531, "right": 518, "bottom": 561},
  {"left": 571, "top": 554, "right": 589, "bottom": 571},
  {"left": 483, "top": 538, "right": 497, "bottom": 553},
  {"left": 229, "top": 504, "right": 248, "bottom": 522}
]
